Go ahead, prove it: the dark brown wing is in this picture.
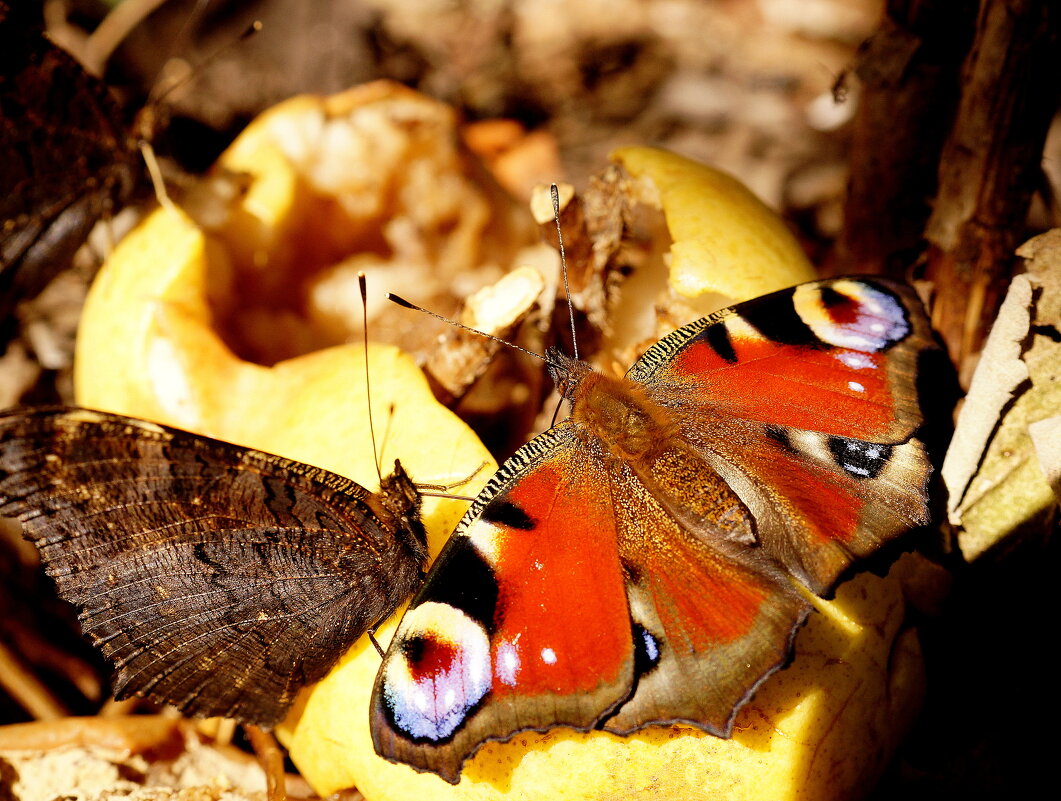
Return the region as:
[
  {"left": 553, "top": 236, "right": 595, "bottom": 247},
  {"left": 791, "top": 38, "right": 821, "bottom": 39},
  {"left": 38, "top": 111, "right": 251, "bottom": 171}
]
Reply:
[
  {"left": 0, "top": 406, "right": 426, "bottom": 727},
  {"left": 0, "top": 2, "right": 139, "bottom": 341}
]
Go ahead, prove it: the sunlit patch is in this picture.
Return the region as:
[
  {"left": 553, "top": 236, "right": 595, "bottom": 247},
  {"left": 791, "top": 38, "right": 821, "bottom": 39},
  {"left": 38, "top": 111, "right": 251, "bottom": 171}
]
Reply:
[
  {"left": 794, "top": 281, "right": 909, "bottom": 352},
  {"left": 379, "top": 601, "right": 491, "bottom": 741}
]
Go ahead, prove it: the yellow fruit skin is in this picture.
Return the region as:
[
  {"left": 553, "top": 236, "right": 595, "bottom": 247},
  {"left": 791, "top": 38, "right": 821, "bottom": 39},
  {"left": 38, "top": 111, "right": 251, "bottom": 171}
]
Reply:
[
  {"left": 611, "top": 147, "right": 817, "bottom": 302},
  {"left": 73, "top": 94, "right": 925, "bottom": 801}
]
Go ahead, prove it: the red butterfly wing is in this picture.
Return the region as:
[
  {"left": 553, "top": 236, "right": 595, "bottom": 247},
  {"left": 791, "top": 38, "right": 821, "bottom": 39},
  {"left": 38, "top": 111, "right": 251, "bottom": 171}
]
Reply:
[
  {"left": 631, "top": 278, "right": 931, "bottom": 441},
  {"left": 372, "top": 425, "right": 632, "bottom": 781},
  {"left": 631, "top": 278, "right": 934, "bottom": 592},
  {"left": 687, "top": 416, "right": 930, "bottom": 593}
]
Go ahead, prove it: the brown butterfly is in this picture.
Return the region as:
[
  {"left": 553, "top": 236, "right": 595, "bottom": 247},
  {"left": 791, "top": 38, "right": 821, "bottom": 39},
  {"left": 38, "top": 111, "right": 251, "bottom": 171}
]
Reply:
[{"left": 0, "top": 405, "right": 427, "bottom": 727}]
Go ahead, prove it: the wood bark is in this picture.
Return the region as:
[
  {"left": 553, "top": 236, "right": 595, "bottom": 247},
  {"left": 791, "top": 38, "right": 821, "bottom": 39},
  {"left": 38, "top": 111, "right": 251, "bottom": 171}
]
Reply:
[
  {"left": 836, "top": 0, "right": 976, "bottom": 277},
  {"left": 923, "top": 0, "right": 1061, "bottom": 376}
]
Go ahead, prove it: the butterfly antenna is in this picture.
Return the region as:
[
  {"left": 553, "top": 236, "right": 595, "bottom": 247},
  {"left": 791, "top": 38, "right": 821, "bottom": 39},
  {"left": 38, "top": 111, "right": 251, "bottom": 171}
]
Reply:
[
  {"left": 136, "top": 141, "right": 180, "bottom": 215},
  {"left": 386, "top": 294, "right": 549, "bottom": 364},
  {"left": 143, "top": 17, "right": 262, "bottom": 213},
  {"left": 149, "top": 14, "right": 264, "bottom": 108},
  {"left": 552, "top": 184, "right": 579, "bottom": 361},
  {"left": 359, "top": 273, "right": 384, "bottom": 484}
]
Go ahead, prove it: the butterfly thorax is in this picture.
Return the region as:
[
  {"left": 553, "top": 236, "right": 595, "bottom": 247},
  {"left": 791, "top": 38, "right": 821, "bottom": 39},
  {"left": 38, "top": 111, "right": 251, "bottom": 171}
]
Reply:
[
  {"left": 377, "top": 460, "right": 429, "bottom": 570},
  {"left": 558, "top": 363, "right": 678, "bottom": 464},
  {"left": 550, "top": 351, "right": 755, "bottom": 541}
]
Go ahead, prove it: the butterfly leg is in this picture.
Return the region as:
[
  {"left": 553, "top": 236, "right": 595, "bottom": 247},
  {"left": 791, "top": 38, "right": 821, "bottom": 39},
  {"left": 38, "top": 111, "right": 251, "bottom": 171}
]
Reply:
[
  {"left": 414, "top": 461, "right": 489, "bottom": 495},
  {"left": 244, "top": 724, "right": 288, "bottom": 801},
  {"left": 368, "top": 628, "right": 386, "bottom": 659}
]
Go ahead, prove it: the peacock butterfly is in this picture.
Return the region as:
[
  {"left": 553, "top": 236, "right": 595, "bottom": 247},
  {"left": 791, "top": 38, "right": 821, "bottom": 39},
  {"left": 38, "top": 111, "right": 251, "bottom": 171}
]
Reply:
[
  {"left": 370, "top": 276, "right": 936, "bottom": 783},
  {"left": 0, "top": 405, "right": 428, "bottom": 728}
]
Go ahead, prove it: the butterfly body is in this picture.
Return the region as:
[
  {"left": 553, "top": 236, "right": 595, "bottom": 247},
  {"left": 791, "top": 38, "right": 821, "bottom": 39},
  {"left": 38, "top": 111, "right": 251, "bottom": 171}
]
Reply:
[
  {"left": 0, "top": 406, "right": 427, "bottom": 727},
  {"left": 372, "top": 277, "right": 936, "bottom": 783}
]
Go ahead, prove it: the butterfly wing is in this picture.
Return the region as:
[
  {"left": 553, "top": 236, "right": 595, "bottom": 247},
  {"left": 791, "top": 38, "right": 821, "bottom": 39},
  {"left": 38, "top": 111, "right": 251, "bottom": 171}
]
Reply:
[
  {"left": 371, "top": 423, "right": 809, "bottom": 782},
  {"left": 598, "top": 440, "right": 810, "bottom": 735},
  {"left": 372, "top": 425, "right": 630, "bottom": 781},
  {"left": 0, "top": 3, "right": 138, "bottom": 340},
  {"left": 629, "top": 277, "right": 935, "bottom": 593},
  {"left": 0, "top": 406, "right": 426, "bottom": 727}
]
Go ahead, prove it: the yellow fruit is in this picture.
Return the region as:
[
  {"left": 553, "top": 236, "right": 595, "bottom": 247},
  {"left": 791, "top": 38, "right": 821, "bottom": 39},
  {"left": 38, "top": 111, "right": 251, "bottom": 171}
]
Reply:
[
  {"left": 612, "top": 146, "right": 816, "bottom": 302},
  {"left": 293, "top": 557, "right": 930, "bottom": 801}
]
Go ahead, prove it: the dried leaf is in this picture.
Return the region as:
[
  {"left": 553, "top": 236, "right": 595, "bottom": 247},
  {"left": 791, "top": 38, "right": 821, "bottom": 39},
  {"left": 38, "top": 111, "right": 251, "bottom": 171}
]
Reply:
[
  {"left": 425, "top": 265, "right": 546, "bottom": 402},
  {"left": 942, "top": 229, "right": 1061, "bottom": 559}
]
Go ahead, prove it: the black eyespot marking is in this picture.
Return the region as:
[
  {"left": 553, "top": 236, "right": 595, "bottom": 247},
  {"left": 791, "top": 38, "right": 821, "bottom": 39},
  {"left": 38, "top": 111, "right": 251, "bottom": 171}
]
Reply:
[
  {"left": 818, "top": 285, "right": 850, "bottom": 309},
  {"left": 417, "top": 541, "right": 498, "bottom": 632},
  {"left": 704, "top": 323, "right": 737, "bottom": 363},
  {"left": 481, "top": 499, "right": 535, "bottom": 531},
  {"left": 764, "top": 425, "right": 795, "bottom": 453},
  {"left": 400, "top": 633, "right": 429, "bottom": 663},
  {"left": 827, "top": 437, "right": 893, "bottom": 480},
  {"left": 632, "top": 623, "right": 662, "bottom": 677}
]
